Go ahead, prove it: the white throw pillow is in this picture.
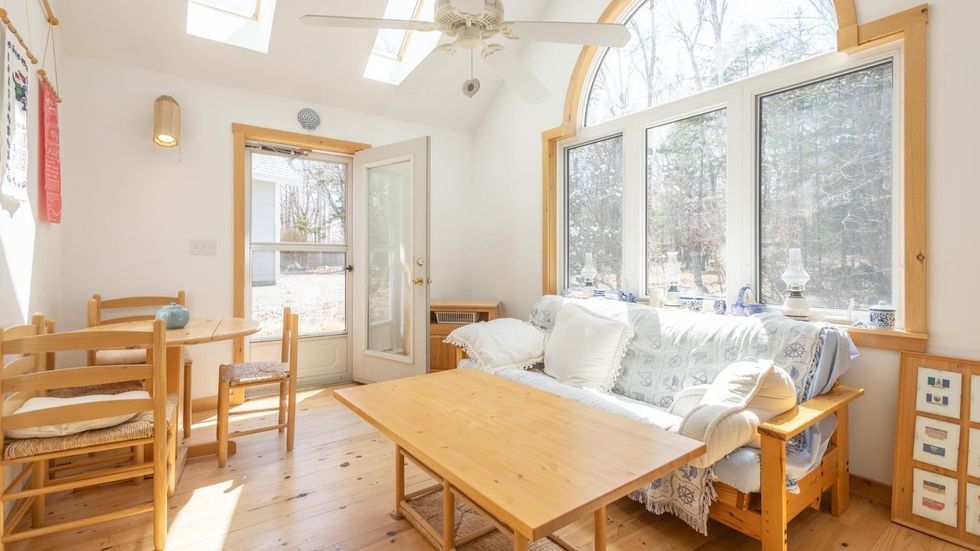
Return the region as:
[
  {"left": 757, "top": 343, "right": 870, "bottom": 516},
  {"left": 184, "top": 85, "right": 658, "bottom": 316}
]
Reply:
[
  {"left": 544, "top": 303, "right": 635, "bottom": 391},
  {"left": 5, "top": 391, "right": 150, "bottom": 439},
  {"left": 673, "top": 360, "right": 798, "bottom": 466},
  {"left": 444, "top": 318, "right": 545, "bottom": 371}
]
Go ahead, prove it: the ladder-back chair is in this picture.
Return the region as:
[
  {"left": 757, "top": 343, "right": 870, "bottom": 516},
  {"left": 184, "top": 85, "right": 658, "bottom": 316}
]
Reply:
[
  {"left": 217, "top": 307, "right": 299, "bottom": 467},
  {"left": 88, "top": 291, "right": 195, "bottom": 438},
  {"left": 0, "top": 317, "right": 176, "bottom": 550}
]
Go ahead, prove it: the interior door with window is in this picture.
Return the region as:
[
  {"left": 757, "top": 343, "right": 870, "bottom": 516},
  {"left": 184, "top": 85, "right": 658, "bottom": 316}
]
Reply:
[
  {"left": 246, "top": 145, "right": 352, "bottom": 387},
  {"left": 352, "top": 137, "right": 430, "bottom": 383}
]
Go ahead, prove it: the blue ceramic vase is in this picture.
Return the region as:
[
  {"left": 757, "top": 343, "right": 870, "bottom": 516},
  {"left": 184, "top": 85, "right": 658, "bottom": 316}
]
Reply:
[{"left": 156, "top": 303, "right": 189, "bottom": 329}]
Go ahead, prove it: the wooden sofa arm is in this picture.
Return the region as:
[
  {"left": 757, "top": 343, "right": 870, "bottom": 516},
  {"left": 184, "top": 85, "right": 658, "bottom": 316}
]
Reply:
[{"left": 758, "top": 384, "right": 865, "bottom": 441}]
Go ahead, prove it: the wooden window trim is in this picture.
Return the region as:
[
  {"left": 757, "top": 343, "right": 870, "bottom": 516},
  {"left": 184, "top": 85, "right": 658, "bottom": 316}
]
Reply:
[
  {"left": 541, "top": 1, "right": 929, "bottom": 353},
  {"left": 231, "top": 123, "right": 370, "bottom": 370}
]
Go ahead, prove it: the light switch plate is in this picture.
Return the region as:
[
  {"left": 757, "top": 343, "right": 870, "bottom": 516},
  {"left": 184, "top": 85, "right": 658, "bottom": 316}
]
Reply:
[{"left": 189, "top": 239, "right": 217, "bottom": 256}]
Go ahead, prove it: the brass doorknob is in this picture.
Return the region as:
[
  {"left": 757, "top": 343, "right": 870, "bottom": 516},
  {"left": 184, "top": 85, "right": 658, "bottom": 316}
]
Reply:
[{"left": 412, "top": 277, "right": 425, "bottom": 286}]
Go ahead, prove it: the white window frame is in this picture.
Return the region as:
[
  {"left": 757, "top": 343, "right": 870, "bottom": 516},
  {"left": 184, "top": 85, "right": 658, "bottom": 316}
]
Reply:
[
  {"left": 557, "top": 40, "right": 904, "bottom": 323},
  {"left": 244, "top": 144, "right": 354, "bottom": 342}
]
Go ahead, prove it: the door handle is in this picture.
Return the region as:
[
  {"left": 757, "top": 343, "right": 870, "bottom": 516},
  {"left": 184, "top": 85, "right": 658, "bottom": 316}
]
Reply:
[{"left": 412, "top": 276, "right": 425, "bottom": 286}]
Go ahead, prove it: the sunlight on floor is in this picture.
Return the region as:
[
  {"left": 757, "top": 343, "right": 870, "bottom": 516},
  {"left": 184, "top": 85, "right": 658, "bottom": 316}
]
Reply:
[{"left": 166, "top": 479, "right": 242, "bottom": 550}]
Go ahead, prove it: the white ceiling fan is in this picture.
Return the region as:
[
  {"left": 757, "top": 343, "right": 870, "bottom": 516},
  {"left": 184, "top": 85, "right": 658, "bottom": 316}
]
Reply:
[{"left": 301, "top": 0, "right": 631, "bottom": 104}]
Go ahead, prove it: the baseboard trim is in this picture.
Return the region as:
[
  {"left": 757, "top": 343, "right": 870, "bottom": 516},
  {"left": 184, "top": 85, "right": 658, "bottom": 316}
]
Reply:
[
  {"left": 192, "top": 395, "right": 219, "bottom": 412},
  {"left": 850, "top": 474, "right": 892, "bottom": 506}
]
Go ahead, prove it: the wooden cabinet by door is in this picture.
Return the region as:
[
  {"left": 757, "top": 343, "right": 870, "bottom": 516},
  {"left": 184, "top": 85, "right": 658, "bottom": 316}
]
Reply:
[{"left": 429, "top": 301, "right": 501, "bottom": 372}]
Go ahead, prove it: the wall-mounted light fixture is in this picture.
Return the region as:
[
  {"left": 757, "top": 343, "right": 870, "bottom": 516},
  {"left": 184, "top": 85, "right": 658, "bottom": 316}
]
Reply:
[{"left": 153, "top": 95, "right": 181, "bottom": 147}]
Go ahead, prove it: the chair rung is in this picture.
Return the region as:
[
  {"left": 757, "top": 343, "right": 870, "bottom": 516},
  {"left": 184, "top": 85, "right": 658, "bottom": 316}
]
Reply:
[
  {"left": 3, "top": 504, "right": 153, "bottom": 543},
  {"left": 229, "top": 378, "right": 289, "bottom": 388},
  {"left": 5, "top": 463, "right": 153, "bottom": 501},
  {"left": 228, "top": 406, "right": 283, "bottom": 416},
  {"left": 228, "top": 424, "right": 287, "bottom": 439},
  {"left": 49, "top": 452, "right": 134, "bottom": 475},
  {"left": 4, "top": 496, "right": 35, "bottom": 537}
]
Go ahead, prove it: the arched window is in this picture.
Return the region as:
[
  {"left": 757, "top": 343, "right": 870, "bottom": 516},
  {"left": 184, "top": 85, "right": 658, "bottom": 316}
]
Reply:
[
  {"left": 585, "top": 0, "right": 838, "bottom": 127},
  {"left": 562, "top": 0, "right": 901, "bottom": 321}
]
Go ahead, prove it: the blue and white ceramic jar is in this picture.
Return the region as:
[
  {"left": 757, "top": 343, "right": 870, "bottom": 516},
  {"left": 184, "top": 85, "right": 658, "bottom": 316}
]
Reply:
[
  {"left": 869, "top": 302, "right": 896, "bottom": 329},
  {"left": 680, "top": 296, "right": 704, "bottom": 312},
  {"left": 156, "top": 303, "right": 190, "bottom": 329},
  {"left": 712, "top": 297, "right": 727, "bottom": 315}
]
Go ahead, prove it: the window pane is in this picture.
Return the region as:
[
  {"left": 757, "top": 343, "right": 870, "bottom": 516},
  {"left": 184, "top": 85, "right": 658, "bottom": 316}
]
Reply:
[
  {"left": 586, "top": 0, "right": 838, "bottom": 126},
  {"left": 566, "top": 136, "right": 623, "bottom": 291},
  {"left": 647, "top": 109, "right": 727, "bottom": 296},
  {"left": 367, "top": 160, "right": 413, "bottom": 357},
  {"left": 251, "top": 251, "right": 347, "bottom": 339},
  {"left": 759, "top": 61, "right": 894, "bottom": 310},
  {"left": 250, "top": 152, "right": 347, "bottom": 245}
]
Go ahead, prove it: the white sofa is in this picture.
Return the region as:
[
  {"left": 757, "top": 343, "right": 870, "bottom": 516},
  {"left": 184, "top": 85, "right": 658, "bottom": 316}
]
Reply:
[{"left": 455, "top": 295, "right": 863, "bottom": 551}]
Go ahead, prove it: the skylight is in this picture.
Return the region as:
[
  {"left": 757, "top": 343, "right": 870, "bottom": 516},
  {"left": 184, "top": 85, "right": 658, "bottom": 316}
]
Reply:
[
  {"left": 371, "top": 0, "right": 425, "bottom": 61},
  {"left": 364, "top": 0, "right": 440, "bottom": 86},
  {"left": 193, "top": 0, "right": 260, "bottom": 19},
  {"left": 186, "top": 0, "right": 277, "bottom": 53}
]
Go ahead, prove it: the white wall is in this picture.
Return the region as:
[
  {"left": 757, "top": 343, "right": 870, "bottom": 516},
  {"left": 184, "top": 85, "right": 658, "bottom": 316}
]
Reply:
[
  {"left": 467, "top": 0, "right": 980, "bottom": 484},
  {"left": 0, "top": 0, "right": 64, "bottom": 330},
  {"left": 58, "top": 55, "right": 473, "bottom": 399}
]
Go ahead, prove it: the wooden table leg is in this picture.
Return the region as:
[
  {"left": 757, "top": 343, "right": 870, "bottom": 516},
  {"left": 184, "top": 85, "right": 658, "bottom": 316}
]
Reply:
[
  {"left": 394, "top": 446, "right": 405, "bottom": 520},
  {"left": 514, "top": 532, "right": 529, "bottom": 551},
  {"left": 166, "top": 345, "right": 184, "bottom": 481},
  {"left": 594, "top": 505, "right": 607, "bottom": 551},
  {"left": 442, "top": 480, "right": 454, "bottom": 551}
]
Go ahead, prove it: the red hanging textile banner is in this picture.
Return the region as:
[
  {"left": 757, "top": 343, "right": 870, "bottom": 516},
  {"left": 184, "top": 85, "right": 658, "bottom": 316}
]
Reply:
[{"left": 38, "top": 77, "right": 61, "bottom": 223}]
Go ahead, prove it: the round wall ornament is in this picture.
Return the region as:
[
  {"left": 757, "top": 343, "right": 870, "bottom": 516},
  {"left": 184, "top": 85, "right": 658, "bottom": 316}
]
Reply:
[{"left": 297, "top": 108, "right": 321, "bottom": 131}]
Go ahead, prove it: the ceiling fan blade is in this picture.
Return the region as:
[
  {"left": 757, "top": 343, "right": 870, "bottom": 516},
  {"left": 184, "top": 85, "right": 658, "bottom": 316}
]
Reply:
[
  {"left": 300, "top": 15, "right": 435, "bottom": 32},
  {"left": 503, "top": 21, "right": 631, "bottom": 47},
  {"left": 396, "top": 45, "right": 456, "bottom": 96},
  {"left": 482, "top": 46, "right": 550, "bottom": 104}
]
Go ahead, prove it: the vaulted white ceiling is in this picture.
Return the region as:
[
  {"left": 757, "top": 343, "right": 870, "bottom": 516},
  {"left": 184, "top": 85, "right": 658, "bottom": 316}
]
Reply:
[{"left": 57, "top": 0, "right": 555, "bottom": 132}]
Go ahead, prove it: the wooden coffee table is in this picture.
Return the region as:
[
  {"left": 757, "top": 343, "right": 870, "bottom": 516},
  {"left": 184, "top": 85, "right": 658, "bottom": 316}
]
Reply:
[{"left": 335, "top": 369, "right": 705, "bottom": 550}]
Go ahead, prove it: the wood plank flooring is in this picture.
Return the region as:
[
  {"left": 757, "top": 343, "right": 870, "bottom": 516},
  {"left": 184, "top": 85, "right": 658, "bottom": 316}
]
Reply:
[{"left": 7, "top": 385, "right": 963, "bottom": 550}]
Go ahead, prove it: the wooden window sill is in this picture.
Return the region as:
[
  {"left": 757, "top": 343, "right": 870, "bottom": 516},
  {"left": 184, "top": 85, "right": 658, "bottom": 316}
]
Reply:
[{"left": 845, "top": 326, "right": 928, "bottom": 352}]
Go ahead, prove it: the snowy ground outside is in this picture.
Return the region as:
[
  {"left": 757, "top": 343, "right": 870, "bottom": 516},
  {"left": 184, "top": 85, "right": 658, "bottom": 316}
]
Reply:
[{"left": 252, "top": 273, "right": 346, "bottom": 339}]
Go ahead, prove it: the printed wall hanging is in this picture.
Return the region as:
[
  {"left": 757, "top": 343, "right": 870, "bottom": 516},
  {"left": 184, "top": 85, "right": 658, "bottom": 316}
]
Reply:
[
  {"left": 0, "top": 25, "right": 29, "bottom": 216},
  {"left": 38, "top": 76, "right": 58, "bottom": 222}
]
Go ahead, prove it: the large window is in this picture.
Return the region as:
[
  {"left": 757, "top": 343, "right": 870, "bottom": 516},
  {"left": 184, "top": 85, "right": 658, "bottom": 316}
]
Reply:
[
  {"left": 586, "top": 0, "right": 838, "bottom": 127},
  {"left": 249, "top": 149, "right": 350, "bottom": 339},
  {"left": 565, "top": 136, "right": 624, "bottom": 291},
  {"left": 647, "top": 109, "right": 727, "bottom": 296},
  {"left": 759, "top": 62, "right": 895, "bottom": 310},
  {"left": 562, "top": 0, "right": 902, "bottom": 320}
]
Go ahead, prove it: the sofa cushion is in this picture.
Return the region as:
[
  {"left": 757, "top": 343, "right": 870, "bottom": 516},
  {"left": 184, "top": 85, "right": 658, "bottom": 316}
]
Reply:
[
  {"left": 491, "top": 367, "right": 682, "bottom": 432},
  {"left": 713, "top": 414, "right": 839, "bottom": 493},
  {"left": 445, "top": 318, "right": 544, "bottom": 371},
  {"left": 529, "top": 296, "right": 833, "bottom": 411},
  {"left": 544, "top": 304, "right": 634, "bottom": 392},
  {"left": 667, "top": 360, "right": 796, "bottom": 467}
]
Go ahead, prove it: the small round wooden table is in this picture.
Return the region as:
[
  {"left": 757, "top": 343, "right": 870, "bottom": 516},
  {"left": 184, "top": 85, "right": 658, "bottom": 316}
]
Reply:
[{"left": 73, "top": 317, "right": 260, "bottom": 472}]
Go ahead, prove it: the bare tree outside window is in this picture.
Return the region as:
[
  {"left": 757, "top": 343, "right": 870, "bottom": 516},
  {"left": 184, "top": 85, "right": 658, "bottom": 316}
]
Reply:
[
  {"left": 759, "top": 61, "right": 895, "bottom": 310},
  {"left": 586, "top": 0, "right": 837, "bottom": 127},
  {"left": 566, "top": 136, "right": 624, "bottom": 291},
  {"left": 647, "top": 109, "right": 727, "bottom": 296},
  {"left": 250, "top": 152, "right": 349, "bottom": 339}
]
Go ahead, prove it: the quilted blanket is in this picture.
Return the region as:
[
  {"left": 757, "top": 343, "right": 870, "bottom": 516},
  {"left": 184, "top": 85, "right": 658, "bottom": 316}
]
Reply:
[{"left": 527, "top": 295, "right": 853, "bottom": 534}]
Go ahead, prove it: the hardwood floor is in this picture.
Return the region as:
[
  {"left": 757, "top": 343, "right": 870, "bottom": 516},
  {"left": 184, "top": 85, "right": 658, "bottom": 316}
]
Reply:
[{"left": 8, "top": 385, "right": 962, "bottom": 550}]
